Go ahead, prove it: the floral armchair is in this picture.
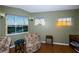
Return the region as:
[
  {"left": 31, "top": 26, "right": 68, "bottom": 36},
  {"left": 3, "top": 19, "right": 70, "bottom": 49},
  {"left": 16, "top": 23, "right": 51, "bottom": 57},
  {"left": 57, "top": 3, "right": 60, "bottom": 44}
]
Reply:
[
  {"left": 0, "top": 36, "right": 11, "bottom": 53},
  {"left": 25, "top": 33, "right": 41, "bottom": 53}
]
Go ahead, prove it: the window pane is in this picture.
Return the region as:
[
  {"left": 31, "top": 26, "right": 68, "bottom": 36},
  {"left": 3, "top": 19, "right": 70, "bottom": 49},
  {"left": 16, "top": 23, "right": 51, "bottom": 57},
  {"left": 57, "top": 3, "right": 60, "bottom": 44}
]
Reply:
[
  {"left": 8, "top": 25, "right": 15, "bottom": 34},
  {"left": 67, "top": 18, "right": 71, "bottom": 22},
  {"left": 67, "top": 22, "right": 72, "bottom": 26},
  {"left": 63, "top": 21, "right": 67, "bottom": 26},
  {"left": 7, "top": 15, "right": 28, "bottom": 34},
  {"left": 63, "top": 18, "right": 67, "bottom": 22},
  {"left": 24, "top": 17, "right": 28, "bottom": 25},
  {"left": 58, "top": 18, "right": 63, "bottom": 21},
  {"left": 57, "top": 17, "right": 72, "bottom": 26},
  {"left": 40, "top": 18, "right": 45, "bottom": 25},
  {"left": 35, "top": 18, "right": 40, "bottom": 25},
  {"left": 23, "top": 25, "right": 28, "bottom": 32},
  {"left": 7, "top": 15, "right": 15, "bottom": 25},
  {"left": 34, "top": 17, "right": 45, "bottom": 26},
  {"left": 15, "top": 16, "right": 24, "bottom": 25},
  {"left": 16, "top": 25, "right": 23, "bottom": 33},
  {"left": 57, "top": 21, "right": 63, "bottom": 26}
]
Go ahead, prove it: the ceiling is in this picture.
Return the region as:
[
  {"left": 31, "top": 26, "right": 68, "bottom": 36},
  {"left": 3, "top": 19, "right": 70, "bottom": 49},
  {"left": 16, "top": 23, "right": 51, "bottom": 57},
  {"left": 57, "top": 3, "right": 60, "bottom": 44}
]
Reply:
[{"left": 6, "top": 5, "right": 79, "bottom": 13}]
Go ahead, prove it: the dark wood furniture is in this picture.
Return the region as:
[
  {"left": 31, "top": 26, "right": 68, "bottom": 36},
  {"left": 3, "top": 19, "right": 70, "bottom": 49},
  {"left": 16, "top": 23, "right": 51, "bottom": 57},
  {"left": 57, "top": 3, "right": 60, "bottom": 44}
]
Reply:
[
  {"left": 69, "top": 35, "right": 79, "bottom": 52},
  {"left": 46, "top": 35, "right": 53, "bottom": 45},
  {"left": 15, "top": 39, "right": 26, "bottom": 53}
]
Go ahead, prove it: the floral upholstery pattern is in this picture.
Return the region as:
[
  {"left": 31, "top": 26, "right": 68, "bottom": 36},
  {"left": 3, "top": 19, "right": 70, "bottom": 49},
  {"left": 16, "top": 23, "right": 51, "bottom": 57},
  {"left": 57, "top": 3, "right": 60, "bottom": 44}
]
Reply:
[
  {"left": 25, "top": 33, "right": 41, "bottom": 53},
  {"left": 0, "top": 36, "right": 11, "bottom": 53}
]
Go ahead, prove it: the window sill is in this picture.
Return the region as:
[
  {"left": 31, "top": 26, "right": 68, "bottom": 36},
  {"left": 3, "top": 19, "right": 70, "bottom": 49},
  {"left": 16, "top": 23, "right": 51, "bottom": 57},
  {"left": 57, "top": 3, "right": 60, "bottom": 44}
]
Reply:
[{"left": 6, "top": 32, "right": 28, "bottom": 36}]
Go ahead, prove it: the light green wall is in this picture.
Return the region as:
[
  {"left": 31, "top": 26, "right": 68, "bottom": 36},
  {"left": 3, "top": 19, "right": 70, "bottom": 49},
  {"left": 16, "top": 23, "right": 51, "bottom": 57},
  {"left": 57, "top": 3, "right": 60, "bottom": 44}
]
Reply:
[
  {"left": 0, "top": 6, "right": 31, "bottom": 45},
  {"left": 0, "top": 7, "right": 5, "bottom": 36},
  {"left": 30, "top": 10, "right": 79, "bottom": 44},
  {"left": 0, "top": 5, "right": 79, "bottom": 45},
  {"left": 0, "top": 17, "right": 1, "bottom": 36}
]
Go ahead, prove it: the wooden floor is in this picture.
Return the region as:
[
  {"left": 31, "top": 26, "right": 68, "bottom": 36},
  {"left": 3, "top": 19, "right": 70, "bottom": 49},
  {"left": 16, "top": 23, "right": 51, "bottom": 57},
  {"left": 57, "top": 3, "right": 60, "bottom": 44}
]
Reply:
[
  {"left": 9, "top": 43, "right": 75, "bottom": 53},
  {"left": 36, "top": 43, "right": 75, "bottom": 53}
]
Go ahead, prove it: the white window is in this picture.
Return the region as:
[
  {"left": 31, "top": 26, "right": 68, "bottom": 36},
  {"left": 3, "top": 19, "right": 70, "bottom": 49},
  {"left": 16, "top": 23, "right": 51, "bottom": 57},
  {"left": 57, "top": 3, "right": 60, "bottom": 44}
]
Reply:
[
  {"left": 6, "top": 15, "right": 28, "bottom": 34},
  {"left": 34, "top": 17, "right": 45, "bottom": 26},
  {"left": 57, "top": 17, "right": 72, "bottom": 26}
]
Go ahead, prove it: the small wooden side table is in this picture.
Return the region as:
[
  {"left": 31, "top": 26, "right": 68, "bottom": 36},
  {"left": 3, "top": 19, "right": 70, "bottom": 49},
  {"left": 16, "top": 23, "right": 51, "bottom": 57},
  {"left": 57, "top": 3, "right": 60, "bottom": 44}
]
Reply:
[
  {"left": 46, "top": 35, "right": 53, "bottom": 45},
  {"left": 15, "top": 39, "right": 26, "bottom": 53}
]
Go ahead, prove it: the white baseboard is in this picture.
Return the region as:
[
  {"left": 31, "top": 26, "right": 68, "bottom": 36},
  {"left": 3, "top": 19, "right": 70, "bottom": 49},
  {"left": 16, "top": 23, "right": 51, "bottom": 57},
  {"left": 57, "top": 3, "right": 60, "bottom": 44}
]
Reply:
[
  {"left": 41, "top": 41, "right": 46, "bottom": 43},
  {"left": 53, "top": 42, "right": 69, "bottom": 46},
  {"left": 41, "top": 41, "right": 69, "bottom": 46},
  {"left": 10, "top": 45, "right": 15, "bottom": 48},
  {"left": 10, "top": 41, "right": 69, "bottom": 48}
]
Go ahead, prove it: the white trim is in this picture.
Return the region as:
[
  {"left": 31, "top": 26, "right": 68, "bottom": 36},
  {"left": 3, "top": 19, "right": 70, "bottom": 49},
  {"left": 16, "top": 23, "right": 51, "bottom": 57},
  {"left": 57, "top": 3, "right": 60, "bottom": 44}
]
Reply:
[
  {"left": 53, "top": 42, "right": 69, "bottom": 46},
  {"left": 41, "top": 41, "right": 46, "bottom": 43},
  {"left": 10, "top": 41, "right": 69, "bottom": 48},
  {"left": 10, "top": 42, "right": 26, "bottom": 49},
  {"left": 5, "top": 16, "right": 7, "bottom": 36},
  {"left": 10, "top": 45, "right": 15, "bottom": 48},
  {"left": 41, "top": 41, "right": 69, "bottom": 46},
  {"left": 7, "top": 32, "right": 28, "bottom": 36},
  {"left": 5, "top": 14, "right": 29, "bottom": 36}
]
